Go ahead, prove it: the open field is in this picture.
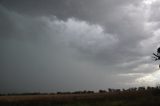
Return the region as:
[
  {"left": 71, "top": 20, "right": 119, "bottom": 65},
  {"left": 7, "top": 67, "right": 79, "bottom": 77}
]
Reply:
[{"left": 1, "top": 88, "right": 160, "bottom": 106}]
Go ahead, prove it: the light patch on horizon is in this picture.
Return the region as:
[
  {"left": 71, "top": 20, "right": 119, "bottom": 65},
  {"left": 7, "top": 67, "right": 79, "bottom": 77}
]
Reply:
[
  {"left": 135, "top": 69, "right": 160, "bottom": 86},
  {"left": 118, "top": 73, "right": 146, "bottom": 77},
  {"left": 117, "top": 64, "right": 158, "bottom": 87}
]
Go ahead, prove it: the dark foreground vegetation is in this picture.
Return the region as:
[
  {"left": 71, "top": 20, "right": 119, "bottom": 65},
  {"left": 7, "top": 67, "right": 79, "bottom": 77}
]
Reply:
[{"left": 1, "top": 86, "right": 160, "bottom": 106}]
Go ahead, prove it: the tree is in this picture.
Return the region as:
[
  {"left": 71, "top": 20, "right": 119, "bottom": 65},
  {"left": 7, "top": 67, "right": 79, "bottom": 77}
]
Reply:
[{"left": 152, "top": 47, "right": 160, "bottom": 68}]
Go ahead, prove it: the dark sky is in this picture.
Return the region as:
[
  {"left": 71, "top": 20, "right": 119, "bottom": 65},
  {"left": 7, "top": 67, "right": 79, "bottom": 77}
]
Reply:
[{"left": 1, "top": 0, "right": 160, "bottom": 93}]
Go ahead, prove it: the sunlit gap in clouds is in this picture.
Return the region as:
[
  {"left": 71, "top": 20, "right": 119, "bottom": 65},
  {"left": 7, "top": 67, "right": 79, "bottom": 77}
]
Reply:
[
  {"left": 118, "top": 64, "right": 160, "bottom": 87},
  {"left": 135, "top": 69, "right": 160, "bottom": 87}
]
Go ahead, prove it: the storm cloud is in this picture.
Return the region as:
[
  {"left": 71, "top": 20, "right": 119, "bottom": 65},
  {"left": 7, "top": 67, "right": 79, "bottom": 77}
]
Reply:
[{"left": 0, "top": 0, "right": 160, "bottom": 93}]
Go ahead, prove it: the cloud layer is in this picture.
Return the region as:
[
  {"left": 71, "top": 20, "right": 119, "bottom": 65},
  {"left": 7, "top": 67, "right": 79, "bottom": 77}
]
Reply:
[{"left": 0, "top": 0, "right": 160, "bottom": 93}]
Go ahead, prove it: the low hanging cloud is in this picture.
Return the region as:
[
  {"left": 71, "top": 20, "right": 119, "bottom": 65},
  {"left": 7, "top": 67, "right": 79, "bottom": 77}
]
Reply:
[
  {"left": 1, "top": 0, "right": 160, "bottom": 93},
  {"left": 0, "top": 5, "right": 120, "bottom": 93}
]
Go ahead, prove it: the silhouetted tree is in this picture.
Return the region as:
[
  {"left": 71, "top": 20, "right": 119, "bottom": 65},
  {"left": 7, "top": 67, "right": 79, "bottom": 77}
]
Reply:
[{"left": 152, "top": 47, "right": 160, "bottom": 68}]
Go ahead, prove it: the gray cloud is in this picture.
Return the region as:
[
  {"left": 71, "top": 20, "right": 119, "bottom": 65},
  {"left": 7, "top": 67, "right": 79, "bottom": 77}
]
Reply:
[
  {"left": 0, "top": 0, "right": 159, "bottom": 93},
  {"left": 0, "top": 0, "right": 139, "bottom": 20},
  {"left": 0, "top": 5, "right": 120, "bottom": 93}
]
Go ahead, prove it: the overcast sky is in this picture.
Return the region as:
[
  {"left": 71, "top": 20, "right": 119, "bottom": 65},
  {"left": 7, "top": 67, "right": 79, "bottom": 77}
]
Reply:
[{"left": 1, "top": 0, "right": 160, "bottom": 93}]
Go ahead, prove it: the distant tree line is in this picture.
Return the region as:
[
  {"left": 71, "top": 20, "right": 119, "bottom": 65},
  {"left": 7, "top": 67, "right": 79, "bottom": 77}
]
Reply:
[{"left": 1, "top": 86, "right": 160, "bottom": 96}]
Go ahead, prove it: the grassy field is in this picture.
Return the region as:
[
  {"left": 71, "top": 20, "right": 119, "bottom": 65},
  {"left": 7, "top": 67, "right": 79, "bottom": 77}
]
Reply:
[{"left": 1, "top": 88, "right": 160, "bottom": 106}]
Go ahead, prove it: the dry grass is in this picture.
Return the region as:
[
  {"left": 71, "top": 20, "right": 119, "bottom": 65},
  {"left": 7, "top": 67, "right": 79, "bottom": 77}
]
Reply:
[
  {"left": 0, "top": 93, "right": 107, "bottom": 103},
  {"left": 0, "top": 89, "right": 160, "bottom": 106}
]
